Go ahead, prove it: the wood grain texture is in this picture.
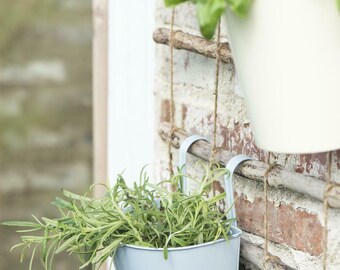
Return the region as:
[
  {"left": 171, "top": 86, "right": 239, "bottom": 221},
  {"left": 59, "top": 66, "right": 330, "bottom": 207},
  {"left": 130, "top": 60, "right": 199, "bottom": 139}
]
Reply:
[
  {"left": 153, "top": 28, "right": 232, "bottom": 63},
  {"left": 159, "top": 122, "right": 340, "bottom": 209},
  {"left": 93, "top": 0, "right": 108, "bottom": 200},
  {"left": 241, "top": 233, "right": 297, "bottom": 270}
]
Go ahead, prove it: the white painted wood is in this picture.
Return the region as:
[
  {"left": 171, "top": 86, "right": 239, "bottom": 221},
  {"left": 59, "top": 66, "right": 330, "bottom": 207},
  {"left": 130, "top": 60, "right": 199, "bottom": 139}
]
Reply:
[
  {"left": 93, "top": 0, "right": 108, "bottom": 199},
  {"left": 93, "top": 2, "right": 109, "bottom": 270},
  {"left": 108, "top": 0, "right": 156, "bottom": 186}
]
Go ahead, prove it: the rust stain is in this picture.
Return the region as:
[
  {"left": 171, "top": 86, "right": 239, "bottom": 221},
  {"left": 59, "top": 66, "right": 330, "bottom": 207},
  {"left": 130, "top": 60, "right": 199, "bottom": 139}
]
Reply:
[
  {"left": 181, "top": 104, "right": 187, "bottom": 129},
  {"left": 235, "top": 193, "right": 323, "bottom": 256},
  {"left": 181, "top": 108, "right": 337, "bottom": 180},
  {"left": 212, "top": 180, "right": 226, "bottom": 212},
  {"left": 220, "top": 122, "right": 267, "bottom": 162},
  {"left": 295, "top": 165, "right": 305, "bottom": 174},
  {"left": 160, "top": 99, "right": 170, "bottom": 123},
  {"left": 213, "top": 180, "right": 225, "bottom": 194},
  {"left": 182, "top": 110, "right": 267, "bottom": 162},
  {"left": 184, "top": 53, "right": 190, "bottom": 71},
  {"left": 294, "top": 153, "right": 328, "bottom": 180},
  {"left": 336, "top": 150, "right": 340, "bottom": 170}
]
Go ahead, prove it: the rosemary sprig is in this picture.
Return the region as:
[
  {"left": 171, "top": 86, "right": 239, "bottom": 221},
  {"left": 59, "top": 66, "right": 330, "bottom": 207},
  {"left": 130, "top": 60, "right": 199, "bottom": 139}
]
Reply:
[{"left": 2, "top": 162, "right": 234, "bottom": 270}]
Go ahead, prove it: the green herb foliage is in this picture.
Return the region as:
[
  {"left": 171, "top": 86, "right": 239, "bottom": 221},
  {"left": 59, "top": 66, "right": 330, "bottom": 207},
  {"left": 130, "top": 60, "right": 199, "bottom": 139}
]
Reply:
[
  {"left": 2, "top": 163, "right": 234, "bottom": 270},
  {"left": 164, "top": 0, "right": 252, "bottom": 39},
  {"left": 164, "top": 0, "right": 340, "bottom": 40}
]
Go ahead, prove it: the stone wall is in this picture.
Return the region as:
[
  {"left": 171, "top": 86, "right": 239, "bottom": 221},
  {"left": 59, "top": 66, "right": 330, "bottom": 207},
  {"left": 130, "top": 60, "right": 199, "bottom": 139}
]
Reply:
[
  {"left": 0, "top": 1, "right": 92, "bottom": 269},
  {"left": 154, "top": 1, "right": 340, "bottom": 269}
]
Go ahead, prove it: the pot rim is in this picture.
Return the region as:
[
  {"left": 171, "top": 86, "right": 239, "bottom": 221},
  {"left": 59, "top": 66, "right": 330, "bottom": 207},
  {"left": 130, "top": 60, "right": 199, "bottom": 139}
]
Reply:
[{"left": 120, "top": 226, "right": 241, "bottom": 252}]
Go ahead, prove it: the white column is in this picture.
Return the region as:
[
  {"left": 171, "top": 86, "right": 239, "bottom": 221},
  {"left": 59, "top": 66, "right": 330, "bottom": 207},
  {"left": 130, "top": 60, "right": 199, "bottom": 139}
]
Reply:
[{"left": 108, "top": 0, "right": 156, "bottom": 186}]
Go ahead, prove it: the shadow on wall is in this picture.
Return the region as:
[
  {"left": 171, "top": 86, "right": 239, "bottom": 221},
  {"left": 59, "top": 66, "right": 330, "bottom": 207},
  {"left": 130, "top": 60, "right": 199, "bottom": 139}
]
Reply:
[{"left": 0, "top": 0, "right": 93, "bottom": 269}]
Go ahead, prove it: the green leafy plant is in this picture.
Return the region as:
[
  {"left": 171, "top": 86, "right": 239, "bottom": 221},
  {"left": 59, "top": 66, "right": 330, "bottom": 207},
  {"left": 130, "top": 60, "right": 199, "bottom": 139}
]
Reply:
[
  {"left": 164, "top": 0, "right": 340, "bottom": 40},
  {"left": 164, "top": 0, "right": 253, "bottom": 39},
  {"left": 2, "top": 163, "right": 234, "bottom": 270}
]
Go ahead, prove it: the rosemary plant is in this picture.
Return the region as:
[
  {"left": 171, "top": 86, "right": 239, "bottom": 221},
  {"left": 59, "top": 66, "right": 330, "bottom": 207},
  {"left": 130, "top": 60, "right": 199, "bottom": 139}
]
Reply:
[{"left": 2, "top": 163, "right": 234, "bottom": 270}]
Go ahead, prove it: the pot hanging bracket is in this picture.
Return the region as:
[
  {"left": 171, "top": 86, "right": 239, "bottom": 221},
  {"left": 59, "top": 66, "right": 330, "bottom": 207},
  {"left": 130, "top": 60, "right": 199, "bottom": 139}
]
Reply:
[
  {"left": 225, "top": 155, "right": 252, "bottom": 227},
  {"left": 178, "top": 135, "right": 253, "bottom": 228},
  {"left": 178, "top": 135, "right": 209, "bottom": 194}
]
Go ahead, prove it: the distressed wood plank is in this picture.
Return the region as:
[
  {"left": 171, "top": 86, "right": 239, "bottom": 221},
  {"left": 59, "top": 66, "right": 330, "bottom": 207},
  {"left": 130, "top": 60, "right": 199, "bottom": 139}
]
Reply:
[
  {"left": 93, "top": 0, "right": 108, "bottom": 197},
  {"left": 159, "top": 122, "right": 340, "bottom": 208},
  {"left": 241, "top": 233, "right": 297, "bottom": 270}
]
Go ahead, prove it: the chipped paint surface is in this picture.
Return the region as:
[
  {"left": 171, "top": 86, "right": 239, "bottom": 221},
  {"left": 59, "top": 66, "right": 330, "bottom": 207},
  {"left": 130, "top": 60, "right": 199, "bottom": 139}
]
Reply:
[
  {"left": 276, "top": 153, "right": 328, "bottom": 180},
  {"left": 154, "top": 1, "right": 340, "bottom": 268}
]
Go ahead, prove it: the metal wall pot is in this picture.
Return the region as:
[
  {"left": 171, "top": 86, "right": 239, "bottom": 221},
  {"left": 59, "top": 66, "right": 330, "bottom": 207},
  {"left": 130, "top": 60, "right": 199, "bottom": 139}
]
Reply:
[
  {"left": 113, "top": 136, "right": 250, "bottom": 270},
  {"left": 114, "top": 228, "right": 241, "bottom": 270}
]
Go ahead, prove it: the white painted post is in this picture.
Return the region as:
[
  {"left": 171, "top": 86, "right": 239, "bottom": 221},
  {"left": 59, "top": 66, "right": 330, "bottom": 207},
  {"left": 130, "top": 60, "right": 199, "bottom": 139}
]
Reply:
[
  {"left": 93, "top": 0, "right": 108, "bottom": 198},
  {"left": 108, "top": 0, "right": 156, "bottom": 185},
  {"left": 93, "top": 1, "right": 155, "bottom": 268}
]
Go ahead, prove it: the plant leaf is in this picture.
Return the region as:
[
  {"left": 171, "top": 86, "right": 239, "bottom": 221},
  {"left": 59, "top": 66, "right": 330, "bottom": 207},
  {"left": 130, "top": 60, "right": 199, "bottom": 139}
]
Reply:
[
  {"left": 51, "top": 197, "right": 73, "bottom": 210},
  {"left": 207, "top": 192, "right": 226, "bottom": 205},
  {"left": 29, "top": 245, "right": 37, "bottom": 270},
  {"left": 55, "top": 235, "right": 77, "bottom": 254},
  {"left": 42, "top": 226, "right": 48, "bottom": 263},
  {"left": 226, "top": 0, "right": 252, "bottom": 17},
  {"left": 1, "top": 221, "right": 43, "bottom": 228},
  {"left": 197, "top": 0, "right": 226, "bottom": 39},
  {"left": 62, "top": 189, "right": 92, "bottom": 202},
  {"left": 163, "top": 245, "right": 169, "bottom": 260},
  {"left": 164, "top": 0, "right": 189, "bottom": 7}
]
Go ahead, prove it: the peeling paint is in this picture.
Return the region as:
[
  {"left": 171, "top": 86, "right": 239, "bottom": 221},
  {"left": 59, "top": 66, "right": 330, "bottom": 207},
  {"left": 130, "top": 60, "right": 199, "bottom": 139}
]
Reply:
[{"left": 155, "top": 2, "right": 340, "bottom": 268}]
